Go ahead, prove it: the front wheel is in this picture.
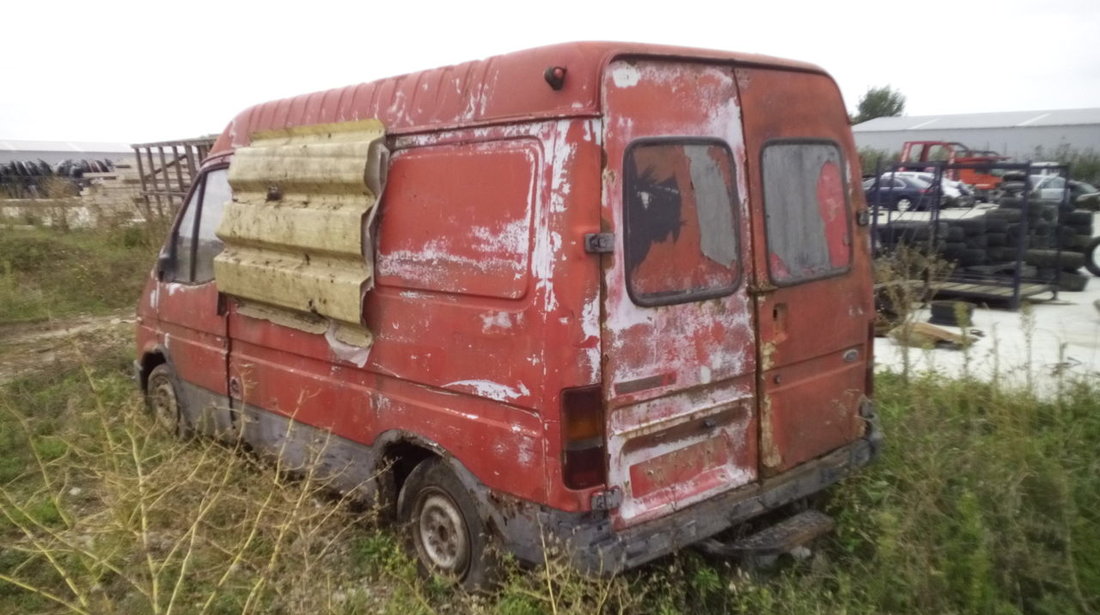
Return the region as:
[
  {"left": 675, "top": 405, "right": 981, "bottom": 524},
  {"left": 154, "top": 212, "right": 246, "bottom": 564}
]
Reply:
[
  {"left": 896, "top": 198, "right": 913, "bottom": 213},
  {"left": 398, "top": 458, "right": 497, "bottom": 590},
  {"left": 1085, "top": 236, "right": 1100, "bottom": 277},
  {"left": 145, "top": 364, "right": 189, "bottom": 438}
]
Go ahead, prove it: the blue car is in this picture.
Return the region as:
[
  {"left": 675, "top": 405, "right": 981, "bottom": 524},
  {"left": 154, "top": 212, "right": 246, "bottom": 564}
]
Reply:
[{"left": 863, "top": 175, "right": 942, "bottom": 212}]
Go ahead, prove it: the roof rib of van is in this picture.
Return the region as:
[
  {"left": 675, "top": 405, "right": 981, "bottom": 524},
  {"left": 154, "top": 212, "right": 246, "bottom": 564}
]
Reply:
[{"left": 212, "top": 42, "right": 824, "bottom": 156}]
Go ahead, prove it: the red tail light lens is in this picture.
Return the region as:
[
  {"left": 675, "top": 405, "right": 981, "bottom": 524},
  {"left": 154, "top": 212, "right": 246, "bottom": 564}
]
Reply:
[{"left": 561, "top": 384, "right": 606, "bottom": 489}]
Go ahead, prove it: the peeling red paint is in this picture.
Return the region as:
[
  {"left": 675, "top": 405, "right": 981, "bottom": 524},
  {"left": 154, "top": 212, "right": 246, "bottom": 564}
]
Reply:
[{"left": 137, "top": 42, "right": 875, "bottom": 571}]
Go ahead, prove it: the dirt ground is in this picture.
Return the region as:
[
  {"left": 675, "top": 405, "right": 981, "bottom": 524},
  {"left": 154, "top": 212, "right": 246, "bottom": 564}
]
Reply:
[{"left": 0, "top": 308, "right": 135, "bottom": 384}]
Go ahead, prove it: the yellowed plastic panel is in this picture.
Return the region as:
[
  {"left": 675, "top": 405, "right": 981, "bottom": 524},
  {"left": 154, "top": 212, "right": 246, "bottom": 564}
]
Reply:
[{"left": 214, "top": 119, "right": 388, "bottom": 349}]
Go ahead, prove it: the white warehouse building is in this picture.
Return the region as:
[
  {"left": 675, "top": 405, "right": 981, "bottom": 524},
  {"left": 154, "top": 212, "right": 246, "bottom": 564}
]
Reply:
[{"left": 852, "top": 108, "right": 1100, "bottom": 159}]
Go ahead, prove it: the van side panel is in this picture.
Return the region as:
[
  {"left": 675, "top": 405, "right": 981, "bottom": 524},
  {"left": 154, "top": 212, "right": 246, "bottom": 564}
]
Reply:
[
  {"left": 224, "top": 120, "right": 604, "bottom": 511},
  {"left": 735, "top": 67, "right": 874, "bottom": 474}
]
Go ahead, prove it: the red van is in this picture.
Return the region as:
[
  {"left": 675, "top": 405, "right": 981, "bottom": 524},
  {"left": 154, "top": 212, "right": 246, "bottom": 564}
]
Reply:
[{"left": 135, "top": 42, "right": 881, "bottom": 587}]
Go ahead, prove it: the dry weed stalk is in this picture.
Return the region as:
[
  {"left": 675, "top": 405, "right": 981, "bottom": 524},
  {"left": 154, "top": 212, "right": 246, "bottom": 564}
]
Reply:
[{"left": 0, "top": 349, "right": 382, "bottom": 614}]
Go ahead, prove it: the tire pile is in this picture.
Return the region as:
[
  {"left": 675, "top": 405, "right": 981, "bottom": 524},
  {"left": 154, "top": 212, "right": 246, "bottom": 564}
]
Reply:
[
  {"left": 874, "top": 202, "right": 1096, "bottom": 291},
  {"left": 0, "top": 158, "right": 116, "bottom": 197}
]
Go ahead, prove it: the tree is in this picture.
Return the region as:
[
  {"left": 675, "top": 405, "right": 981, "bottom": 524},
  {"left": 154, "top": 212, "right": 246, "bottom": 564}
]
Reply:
[{"left": 852, "top": 86, "right": 905, "bottom": 124}]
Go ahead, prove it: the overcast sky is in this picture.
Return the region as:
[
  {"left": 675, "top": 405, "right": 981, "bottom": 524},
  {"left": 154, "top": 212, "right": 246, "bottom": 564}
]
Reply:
[{"left": 2, "top": 0, "right": 1097, "bottom": 144}]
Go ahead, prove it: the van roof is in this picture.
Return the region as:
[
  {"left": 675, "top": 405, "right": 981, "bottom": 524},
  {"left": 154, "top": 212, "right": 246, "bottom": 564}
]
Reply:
[{"left": 211, "top": 41, "right": 825, "bottom": 156}]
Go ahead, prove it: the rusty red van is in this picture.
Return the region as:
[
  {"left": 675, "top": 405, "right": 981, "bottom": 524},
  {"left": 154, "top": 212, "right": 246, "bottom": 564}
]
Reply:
[{"left": 135, "top": 42, "right": 881, "bottom": 586}]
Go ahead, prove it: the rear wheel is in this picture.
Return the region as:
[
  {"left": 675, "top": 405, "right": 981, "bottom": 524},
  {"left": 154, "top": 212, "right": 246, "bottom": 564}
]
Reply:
[
  {"left": 398, "top": 458, "right": 496, "bottom": 590},
  {"left": 896, "top": 198, "right": 913, "bottom": 213}
]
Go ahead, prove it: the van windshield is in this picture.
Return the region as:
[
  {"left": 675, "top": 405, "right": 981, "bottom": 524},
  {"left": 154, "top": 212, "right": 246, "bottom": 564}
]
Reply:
[{"left": 624, "top": 140, "right": 740, "bottom": 306}]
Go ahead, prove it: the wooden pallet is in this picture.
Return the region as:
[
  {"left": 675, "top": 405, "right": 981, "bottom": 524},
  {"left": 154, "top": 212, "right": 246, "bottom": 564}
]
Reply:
[{"left": 930, "top": 280, "right": 1055, "bottom": 302}]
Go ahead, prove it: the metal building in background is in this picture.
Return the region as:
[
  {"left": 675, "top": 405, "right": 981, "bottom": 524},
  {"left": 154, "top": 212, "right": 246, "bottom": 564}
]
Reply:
[{"left": 853, "top": 108, "right": 1100, "bottom": 158}]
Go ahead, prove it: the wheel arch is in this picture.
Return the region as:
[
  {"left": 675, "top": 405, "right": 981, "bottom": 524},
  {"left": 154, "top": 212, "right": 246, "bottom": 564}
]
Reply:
[{"left": 138, "top": 345, "right": 170, "bottom": 393}]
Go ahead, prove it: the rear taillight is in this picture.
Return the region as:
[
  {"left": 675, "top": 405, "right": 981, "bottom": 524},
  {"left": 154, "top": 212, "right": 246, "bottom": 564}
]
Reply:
[{"left": 561, "top": 384, "right": 606, "bottom": 490}]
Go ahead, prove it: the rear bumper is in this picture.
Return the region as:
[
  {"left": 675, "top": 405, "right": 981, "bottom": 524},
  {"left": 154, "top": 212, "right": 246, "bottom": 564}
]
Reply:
[{"left": 543, "top": 403, "right": 883, "bottom": 574}]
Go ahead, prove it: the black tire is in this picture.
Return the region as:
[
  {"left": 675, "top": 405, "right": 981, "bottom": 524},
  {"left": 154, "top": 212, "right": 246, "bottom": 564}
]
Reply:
[
  {"left": 1064, "top": 210, "right": 1093, "bottom": 226},
  {"left": 988, "top": 208, "right": 1023, "bottom": 222},
  {"left": 965, "top": 235, "right": 989, "bottom": 249},
  {"left": 956, "top": 217, "right": 987, "bottom": 236},
  {"left": 145, "top": 364, "right": 189, "bottom": 437},
  {"left": 1067, "top": 234, "right": 1092, "bottom": 251},
  {"left": 945, "top": 226, "right": 965, "bottom": 242},
  {"left": 959, "top": 249, "right": 987, "bottom": 266},
  {"left": 1086, "top": 236, "right": 1100, "bottom": 277},
  {"left": 987, "top": 247, "right": 1018, "bottom": 262},
  {"left": 929, "top": 300, "right": 975, "bottom": 327},
  {"left": 941, "top": 246, "right": 967, "bottom": 261},
  {"left": 398, "top": 458, "right": 497, "bottom": 590},
  {"left": 1029, "top": 235, "right": 1053, "bottom": 250},
  {"left": 1057, "top": 271, "right": 1090, "bottom": 292},
  {"left": 986, "top": 232, "right": 1008, "bottom": 247},
  {"left": 984, "top": 217, "right": 1009, "bottom": 233},
  {"left": 1025, "top": 249, "right": 1086, "bottom": 270}
]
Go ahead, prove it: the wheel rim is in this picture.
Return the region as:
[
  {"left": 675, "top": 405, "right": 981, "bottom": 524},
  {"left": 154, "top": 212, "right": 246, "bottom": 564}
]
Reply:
[
  {"left": 149, "top": 376, "right": 178, "bottom": 434},
  {"left": 897, "top": 198, "right": 912, "bottom": 212},
  {"left": 416, "top": 490, "right": 470, "bottom": 576}
]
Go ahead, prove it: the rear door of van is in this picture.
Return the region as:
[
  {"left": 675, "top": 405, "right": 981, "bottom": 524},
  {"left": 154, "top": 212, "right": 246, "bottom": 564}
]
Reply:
[
  {"left": 601, "top": 59, "right": 758, "bottom": 529},
  {"left": 736, "top": 66, "right": 874, "bottom": 475}
]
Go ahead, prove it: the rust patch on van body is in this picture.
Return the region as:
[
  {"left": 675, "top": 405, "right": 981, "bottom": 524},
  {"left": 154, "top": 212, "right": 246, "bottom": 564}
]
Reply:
[
  {"left": 601, "top": 60, "right": 759, "bottom": 529},
  {"left": 738, "top": 67, "right": 875, "bottom": 475}
]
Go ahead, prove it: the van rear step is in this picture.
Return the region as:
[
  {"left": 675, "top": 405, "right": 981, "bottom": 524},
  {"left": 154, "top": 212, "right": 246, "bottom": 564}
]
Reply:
[{"left": 696, "top": 509, "right": 835, "bottom": 562}]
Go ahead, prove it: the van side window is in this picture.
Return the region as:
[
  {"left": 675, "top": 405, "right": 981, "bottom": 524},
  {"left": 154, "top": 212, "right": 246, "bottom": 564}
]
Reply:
[
  {"left": 171, "top": 168, "right": 230, "bottom": 284},
  {"left": 761, "top": 141, "right": 851, "bottom": 285},
  {"left": 193, "top": 170, "right": 230, "bottom": 283},
  {"left": 623, "top": 140, "right": 739, "bottom": 306},
  {"left": 173, "top": 189, "right": 199, "bottom": 283},
  {"left": 375, "top": 142, "right": 535, "bottom": 299}
]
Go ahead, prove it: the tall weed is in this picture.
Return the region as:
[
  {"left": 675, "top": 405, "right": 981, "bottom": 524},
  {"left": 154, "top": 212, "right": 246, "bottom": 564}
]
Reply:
[{"left": 0, "top": 345, "right": 1096, "bottom": 613}]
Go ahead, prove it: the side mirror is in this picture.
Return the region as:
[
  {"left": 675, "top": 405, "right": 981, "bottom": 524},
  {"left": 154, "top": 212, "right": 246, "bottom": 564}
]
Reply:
[{"left": 155, "top": 251, "right": 173, "bottom": 281}]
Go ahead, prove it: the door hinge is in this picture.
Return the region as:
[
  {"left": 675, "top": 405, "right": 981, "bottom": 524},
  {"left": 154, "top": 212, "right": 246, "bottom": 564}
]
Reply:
[
  {"left": 748, "top": 283, "right": 778, "bottom": 297},
  {"left": 584, "top": 232, "right": 615, "bottom": 254},
  {"left": 856, "top": 208, "right": 871, "bottom": 227},
  {"left": 590, "top": 486, "right": 623, "bottom": 511}
]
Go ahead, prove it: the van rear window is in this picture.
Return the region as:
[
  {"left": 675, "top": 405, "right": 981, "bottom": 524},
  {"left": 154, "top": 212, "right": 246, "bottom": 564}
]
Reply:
[
  {"left": 761, "top": 141, "right": 851, "bottom": 284},
  {"left": 624, "top": 140, "right": 739, "bottom": 306}
]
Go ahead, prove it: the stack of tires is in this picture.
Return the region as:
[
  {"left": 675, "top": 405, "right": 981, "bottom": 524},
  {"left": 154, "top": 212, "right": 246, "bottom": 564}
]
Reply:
[
  {"left": 939, "top": 216, "right": 988, "bottom": 267},
  {"left": 873, "top": 221, "right": 947, "bottom": 255},
  {"left": 982, "top": 200, "right": 1094, "bottom": 290},
  {"left": 1061, "top": 209, "right": 1095, "bottom": 253}
]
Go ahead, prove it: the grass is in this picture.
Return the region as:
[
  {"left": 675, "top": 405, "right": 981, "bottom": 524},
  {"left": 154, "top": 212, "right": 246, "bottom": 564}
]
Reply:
[
  {"left": 0, "top": 225, "right": 1096, "bottom": 613},
  {"left": 0, "top": 339, "right": 1096, "bottom": 613},
  {"left": 0, "top": 225, "right": 156, "bottom": 325}
]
